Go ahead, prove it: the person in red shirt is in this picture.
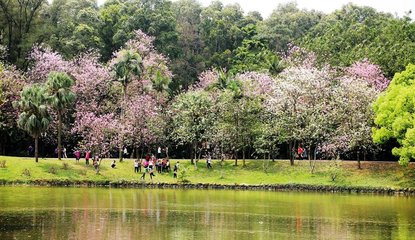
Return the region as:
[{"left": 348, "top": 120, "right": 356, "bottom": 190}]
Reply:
[{"left": 297, "top": 146, "right": 304, "bottom": 160}]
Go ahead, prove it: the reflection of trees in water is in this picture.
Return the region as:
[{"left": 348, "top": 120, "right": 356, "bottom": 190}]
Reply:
[{"left": 2, "top": 188, "right": 415, "bottom": 239}]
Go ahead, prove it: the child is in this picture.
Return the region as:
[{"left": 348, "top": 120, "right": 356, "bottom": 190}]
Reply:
[
  {"left": 74, "top": 150, "right": 81, "bottom": 163},
  {"left": 134, "top": 159, "right": 139, "bottom": 173},
  {"left": 207, "top": 155, "right": 212, "bottom": 169},
  {"left": 173, "top": 161, "right": 179, "bottom": 178},
  {"left": 150, "top": 167, "right": 155, "bottom": 180}
]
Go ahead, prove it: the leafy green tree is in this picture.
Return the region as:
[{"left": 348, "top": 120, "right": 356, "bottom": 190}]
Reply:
[
  {"left": 258, "top": 2, "right": 322, "bottom": 53},
  {"left": 170, "top": 90, "right": 215, "bottom": 164},
  {"left": 0, "top": 0, "right": 48, "bottom": 67},
  {"left": 373, "top": 64, "right": 415, "bottom": 166},
  {"left": 199, "top": 1, "right": 246, "bottom": 69},
  {"left": 46, "top": 0, "right": 103, "bottom": 59},
  {"left": 170, "top": 0, "right": 204, "bottom": 92},
  {"left": 301, "top": 3, "right": 415, "bottom": 78},
  {"left": 231, "top": 24, "right": 283, "bottom": 75},
  {"left": 45, "top": 71, "right": 75, "bottom": 160},
  {"left": 15, "top": 84, "right": 51, "bottom": 162},
  {"left": 100, "top": 0, "right": 179, "bottom": 61}
]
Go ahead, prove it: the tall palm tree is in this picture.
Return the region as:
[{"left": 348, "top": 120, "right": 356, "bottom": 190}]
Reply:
[
  {"left": 112, "top": 49, "right": 142, "bottom": 161},
  {"left": 16, "top": 84, "right": 51, "bottom": 162},
  {"left": 46, "top": 72, "right": 75, "bottom": 160},
  {"left": 113, "top": 49, "right": 143, "bottom": 99}
]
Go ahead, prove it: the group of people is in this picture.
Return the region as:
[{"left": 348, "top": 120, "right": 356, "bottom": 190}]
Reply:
[{"left": 135, "top": 154, "right": 179, "bottom": 180}]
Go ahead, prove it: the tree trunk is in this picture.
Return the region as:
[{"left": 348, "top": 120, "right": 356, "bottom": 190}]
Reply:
[
  {"left": 136, "top": 147, "right": 139, "bottom": 160},
  {"left": 309, "top": 146, "right": 316, "bottom": 174},
  {"left": 242, "top": 148, "right": 246, "bottom": 167},
  {"left": 234, "top": 150, "right": 238, "bottom": 166},
  {"left": 119, "top": 85, "right": 128, "bottom": 162},
  {"left": 357, "top": 151, "right": 361, "bottom": 170},
  {"left": 34, "top": 136, "right": 39, "bottom": 163},
  {"left": 194, "top": 142, "right": 198, "bottom": 170},
  {"left": 289, "top": 141, "right": 294, "bottom": 166},
  {"left": 119, "top": 147, "right": 123, "bottom": 162},
  {"left": 190, "top": 143, "right": 194, "bottom": 164},
  {"left": 57, "top": 112, "right": 62, "bottom": 160}
]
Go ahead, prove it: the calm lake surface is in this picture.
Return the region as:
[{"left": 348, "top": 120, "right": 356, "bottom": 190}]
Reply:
[{"left": 0, "top": 187, "right": 415, "bottom": 239}]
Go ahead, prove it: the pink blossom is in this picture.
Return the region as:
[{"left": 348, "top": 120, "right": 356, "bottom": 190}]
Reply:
[{"left": 346, "top": 59, "right": 390, "bottom": 91}]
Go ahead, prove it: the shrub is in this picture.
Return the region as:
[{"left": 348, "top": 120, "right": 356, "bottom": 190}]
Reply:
[
  {"left": 22, "top": 168, "right": 31, "bottom": 177},
  {"left": 178, "top": 167, "right": 190, "bottom": 183},
  {"left": 62, "top": 162, "right": 69, "bottom": 170},
  {"left": 49, "top": 166, "right": 58, "bottom": 174},
  {"left": 328, "top": 158, "right": 342, "bottom": 182}
]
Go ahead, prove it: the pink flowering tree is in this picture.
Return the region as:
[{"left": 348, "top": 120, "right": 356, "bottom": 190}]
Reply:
[
  {"left": 282, "top": 44, "right": 317, "bottom": 69},
  {"left": 27, "top": 45, "right": 71, "bottom": 83},
  {"left": 330, "top": 73, "right": 380, "bottom": 168},
  {"left": 107, "top": 30, "right": 172, "bottom": 160},
  {"left": 26, "top": 45, "right": 75, "bottom": 151},
  {"left": 72, "top": 113, "right": 119, "bottom": 160},
  {"left": 71, "top": 53, "right": 116, "bottom": 158},
  {"left": 346, "top": 59, "right": 390, "bottom": 91},
  {"left": 267, "top": 66, "right": 339, "bottom": 167},
  {"left": 0, "top": 63, "right": 25, "bottom": 154}
]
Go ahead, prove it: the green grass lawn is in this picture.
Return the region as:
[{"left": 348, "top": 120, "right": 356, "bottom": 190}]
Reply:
[{"left": 0, "top": 156, "right": 414, "bottom": 189}]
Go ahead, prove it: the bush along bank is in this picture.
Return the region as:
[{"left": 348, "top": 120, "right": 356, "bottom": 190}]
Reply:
[{"left": 1, "top": 180, "right": 415, "bottom": 196}]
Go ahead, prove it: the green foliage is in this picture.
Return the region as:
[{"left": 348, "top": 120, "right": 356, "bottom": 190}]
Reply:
[
  {"left": 230, "top": 24, "right": 283, "bottom": 75},
  {"left": 100, "top": 0, "right": 179, "bottom": 61},
  {"left": 301, "top": 4, "right": 415, "bottom": 78},
  {"left": 328, "top": 158, "right": 343, "bottom": 182},
  {"left": 178, "top": 167, "right": 190, "bottom": 183},
  {"left": 258, "top": 2, "right": 323, "bottom": 53},
  {"left": 48, "top": 166, "right": 58, "bottom": 174},
  {"left": 62, "top": 162, "right": 70, "bottom": 170},
  {"left": 373, "top": 64, "right": 415, "bottom": 166},
  {"left": 170, "top": 91, "right": 215, "bottom": 146},
  {"left": 46, "top": 0, "right": 103, "bottom": 58},
  {"left": 22, "top": 168, "right": 31, "bottom": 177},
  {"left": 46, "top": 72, "right": 75, "bottom": 111},
  {"left": 16, "top": 84, "right": 51, "bottom": 139},
  {"left": 0, "top": 0, "right": 48, "bottom": 67},
  {"left": 112, "top": 49, "right": 143, "bottom": 90}
]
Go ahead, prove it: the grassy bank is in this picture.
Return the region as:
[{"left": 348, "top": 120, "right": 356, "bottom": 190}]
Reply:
[{"left": 0, "top": 156, "right": 414, "bottom": 189}]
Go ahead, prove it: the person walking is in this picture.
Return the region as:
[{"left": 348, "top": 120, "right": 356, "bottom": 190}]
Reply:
[
  {"left": 74, "top": 150, "right": 81, "bottom": 163},
  {"left": 93, "top": 156, "right": 100, "bottom": 173},
  {"left": 173, "top": 161, "right": 179, "bottom": 178},
  {"left": 207, "top": 155, "right": 212, "bottom": 169},
  {"left": 63, "top": 147, "right": 67, "bottom": 158},
  {"left": 134, "top": 159, "right": 139, "bottom": 173},
  {"left": 85, "top": 151, "right": 91, "bottom": 165}
]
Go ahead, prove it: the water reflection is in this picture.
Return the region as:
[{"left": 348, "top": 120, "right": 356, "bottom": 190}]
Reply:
[{"left": 0, "top": 187, "right": 415, "bottom": 239}]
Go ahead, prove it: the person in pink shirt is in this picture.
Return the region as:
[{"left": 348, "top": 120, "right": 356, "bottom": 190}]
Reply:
[
  {"left": 74, "top": 150, "right": 81, "bottom": 163},
  {"left": 85, "top": 151, "right": 91, "bottom": 165}
]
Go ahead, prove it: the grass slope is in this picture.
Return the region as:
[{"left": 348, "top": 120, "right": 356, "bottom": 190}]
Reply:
[{"left": 0, "top": 156, "right": 414, "bottom": 188}]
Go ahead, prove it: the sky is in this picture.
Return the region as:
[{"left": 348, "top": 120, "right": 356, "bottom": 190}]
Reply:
[{"left": 98, "top": 0, "right": 414, "bottom": 19}]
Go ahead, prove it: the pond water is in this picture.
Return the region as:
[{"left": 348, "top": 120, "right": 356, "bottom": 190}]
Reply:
[{"left": 0, "top": 186, "right": 415, "bottom": 239}]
